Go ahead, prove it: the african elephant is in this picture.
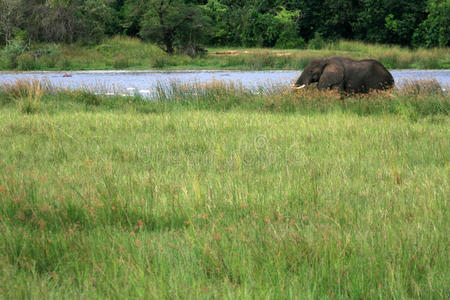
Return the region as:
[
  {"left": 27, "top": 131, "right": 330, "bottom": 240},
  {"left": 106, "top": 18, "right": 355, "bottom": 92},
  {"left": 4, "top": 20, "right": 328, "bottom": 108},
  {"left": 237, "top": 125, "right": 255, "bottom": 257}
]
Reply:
[{"left": 292, "top": 56, "right": 394, "bottom": 93}]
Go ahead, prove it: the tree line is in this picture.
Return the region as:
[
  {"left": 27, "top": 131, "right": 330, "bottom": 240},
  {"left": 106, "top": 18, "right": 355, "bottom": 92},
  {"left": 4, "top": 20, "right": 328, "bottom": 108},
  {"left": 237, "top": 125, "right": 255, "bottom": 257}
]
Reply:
[{"left": 1, "top": 0, "right": 448, "bottom": 53}]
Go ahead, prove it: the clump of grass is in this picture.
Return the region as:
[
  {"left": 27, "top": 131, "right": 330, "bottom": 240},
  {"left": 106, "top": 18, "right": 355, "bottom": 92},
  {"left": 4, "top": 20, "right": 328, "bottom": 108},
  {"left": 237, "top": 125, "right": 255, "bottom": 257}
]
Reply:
[
  {"left": 17, "top": 53, "right": 38, "bottom": 70},
  {"left": 401, "top": 79, "right": 444, "bottom": 95},
  {"left": 0, "top": 79, "right": 49, "bottom": 113},
  {"left": 72, "top": 90, "right": 102, "bottom": 106},
  {"left": 151, "top": 55, "right": 176, "bottom": 68},
  {"left": 57, "top": 56, "right": 73, "bottom": 70},
  {"left": 112, "top": 54, "right": 130, "bottom": 69}
]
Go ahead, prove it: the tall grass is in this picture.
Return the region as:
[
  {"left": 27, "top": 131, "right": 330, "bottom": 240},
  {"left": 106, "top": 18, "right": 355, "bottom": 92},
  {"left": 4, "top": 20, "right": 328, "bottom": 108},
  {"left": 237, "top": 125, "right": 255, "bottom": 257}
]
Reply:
[
  {"left": 0, "top": 79, "right": 50, "bottom": 113},
  {"left": 0, "top": 79, "right": 448, "bottom": 120},
  {"left": 1, "top": 36, "right": 449, "bottom": 71},
  {"left": 0, "top": 79, "right": 448, "bottom": 298}
]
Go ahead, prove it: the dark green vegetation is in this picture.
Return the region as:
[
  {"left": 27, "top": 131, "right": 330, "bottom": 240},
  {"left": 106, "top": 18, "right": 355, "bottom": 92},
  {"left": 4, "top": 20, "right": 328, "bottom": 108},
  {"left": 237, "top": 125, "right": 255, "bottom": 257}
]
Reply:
[
  {"left": 1, "top": 0, "right": 449, "bottom": 51},
  {"left": 1, "top": 1, "right": 449, "bottom": 71},
  {"left": 0, "top": 80, "right": 449, "bottom": 297}
]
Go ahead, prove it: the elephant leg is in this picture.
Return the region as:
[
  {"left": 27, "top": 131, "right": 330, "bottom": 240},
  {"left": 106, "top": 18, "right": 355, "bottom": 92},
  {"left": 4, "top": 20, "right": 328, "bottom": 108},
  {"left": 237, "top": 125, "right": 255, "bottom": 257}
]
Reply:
[{"left": 330, "top": 82, "right": 344, "bottom": 92}]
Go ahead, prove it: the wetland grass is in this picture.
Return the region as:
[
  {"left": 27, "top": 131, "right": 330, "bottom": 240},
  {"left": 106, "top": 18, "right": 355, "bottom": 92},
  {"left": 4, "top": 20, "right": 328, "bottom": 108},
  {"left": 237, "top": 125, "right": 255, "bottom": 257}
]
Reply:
[
  {"left": 0, "top": 80, "right": 448, "bottom": 298},
  {"left": 1, "top": 36, "right": 449, "bottom": 71}
]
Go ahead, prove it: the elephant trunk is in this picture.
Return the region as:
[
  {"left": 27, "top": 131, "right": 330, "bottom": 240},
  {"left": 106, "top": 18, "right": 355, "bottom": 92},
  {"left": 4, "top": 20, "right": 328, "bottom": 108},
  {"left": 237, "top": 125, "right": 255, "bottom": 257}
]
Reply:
[{"left": 292, "top": 74, "right": 310, "bottom": 90}]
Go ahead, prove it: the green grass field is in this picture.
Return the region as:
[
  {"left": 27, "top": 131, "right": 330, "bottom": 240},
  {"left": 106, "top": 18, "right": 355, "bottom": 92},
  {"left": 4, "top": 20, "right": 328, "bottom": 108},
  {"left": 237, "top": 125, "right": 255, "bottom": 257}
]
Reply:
[
  {"left": 0, "top": 81, "right": 449, "bottom": 298},
  {"left": 1, "top": 36, "right": 450, "bottom": 71}
]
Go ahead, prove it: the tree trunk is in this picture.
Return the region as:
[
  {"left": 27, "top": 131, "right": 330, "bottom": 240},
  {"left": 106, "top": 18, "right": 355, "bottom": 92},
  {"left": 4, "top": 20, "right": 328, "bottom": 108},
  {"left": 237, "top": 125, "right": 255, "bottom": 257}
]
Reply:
[
  {"left": 165, "top": 41, "right": 174, "bottom": 54},
  {"left": 163, "top": 30, "right": 174, "bottom": 54}
]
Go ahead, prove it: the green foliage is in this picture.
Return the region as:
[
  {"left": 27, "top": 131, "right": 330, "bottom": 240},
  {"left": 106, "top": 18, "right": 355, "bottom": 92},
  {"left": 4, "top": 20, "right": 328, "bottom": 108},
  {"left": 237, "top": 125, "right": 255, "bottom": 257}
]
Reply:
[
  {"left": 413, "top": 0, "right": 450, "bottom": 47},
  {"left": 0, "top": 40, "right": 26, "bottom": 68},
  {"left": 1, "top": 0, "right": 450, "bottom": 48},
  {"left": 273, "top": 7, "right": 305, "bottom": 49},
  {"left": 1, "top": 37, "right": 450, "bottom": 71},
  {"left": 17, "top": 53, "right": 37, "bottom": 70},
  {"left": 139, "top": 0, "right": 211, "bottom": 54},
  {"left": 78, "top": 0, "right": 117, "bottom": 44},
  {"left": 275, "top": 32, "right": 306, "bottom": 49},
  {"left": 307, "top": 32, "right": 326, "bottom": 50},
  {"left": 113, "top": 54, "right": 130, "bottom": 69}
]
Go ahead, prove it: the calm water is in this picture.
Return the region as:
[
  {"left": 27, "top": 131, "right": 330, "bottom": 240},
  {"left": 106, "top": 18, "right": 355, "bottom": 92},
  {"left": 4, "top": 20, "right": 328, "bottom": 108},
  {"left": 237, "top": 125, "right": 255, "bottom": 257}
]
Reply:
[{"left": 0, "top": 69, "right": 448, "bottom": 96}]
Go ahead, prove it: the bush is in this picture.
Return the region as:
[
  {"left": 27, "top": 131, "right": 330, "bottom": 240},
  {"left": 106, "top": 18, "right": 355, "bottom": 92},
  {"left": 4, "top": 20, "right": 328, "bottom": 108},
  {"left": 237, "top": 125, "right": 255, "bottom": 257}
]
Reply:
[
  {"left": 308, "top": 33, "right": 327, "bottom": 50},
  {"left": 17, "top": 53, "right": 38, "bottom": 70},
  {"left": 58, "top": 57, "right": 73, "bottom": 70},
  {"left": 151, "top": 55, "right": 177, "bottom": 68},
  {"left": 113, "top": 55, "right": 130, "bottom": 69},
  {"left": 1, "top": 41, "right": 26, "bottom": 69},
  {"left": 37, "top": 44, "right": 62, "bottom": 68},
  {"left": 275, "top": 33, "right": 306, "bottom": 49}
]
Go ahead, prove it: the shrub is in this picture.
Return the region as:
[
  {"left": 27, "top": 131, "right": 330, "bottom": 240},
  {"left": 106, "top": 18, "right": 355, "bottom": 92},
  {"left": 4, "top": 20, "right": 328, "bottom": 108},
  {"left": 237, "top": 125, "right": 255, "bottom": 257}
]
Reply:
[
  {"left": 275, "top": 33, "right": 306, "bottom": 49},
  {"left": 151, "top": 55, "right": 176, "bottom": 68},
  {"left": 36, "top": 44, "right": 62, "bottom": 68},
  {"left": 1, "top": 41, "right": 26, "bottom": 69},
  {"left": 58, "top": 57, "right": 73, "bottom": 70},
  {"left": 17, "top": 53, "right": 38, "bottom": 70},
  {"left": 308, "top": 33, "right": 327, "bottom": 50},
  {"left": 113, "top": 55, "right": 130, "bottom": 69}
]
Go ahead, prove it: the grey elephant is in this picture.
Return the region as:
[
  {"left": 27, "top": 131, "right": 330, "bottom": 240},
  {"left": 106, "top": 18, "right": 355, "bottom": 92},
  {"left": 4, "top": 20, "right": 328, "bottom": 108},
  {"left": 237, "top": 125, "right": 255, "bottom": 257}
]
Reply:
[{"left": 292, "top": 56, "right": 394, "bottom": 93}]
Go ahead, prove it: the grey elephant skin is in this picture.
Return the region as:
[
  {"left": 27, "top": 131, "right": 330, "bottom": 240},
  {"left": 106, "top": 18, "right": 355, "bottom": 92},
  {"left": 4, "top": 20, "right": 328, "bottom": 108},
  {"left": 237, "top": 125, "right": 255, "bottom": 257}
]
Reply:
[{"left": 293, "top": 57, "right": 394, "bottom": 93}]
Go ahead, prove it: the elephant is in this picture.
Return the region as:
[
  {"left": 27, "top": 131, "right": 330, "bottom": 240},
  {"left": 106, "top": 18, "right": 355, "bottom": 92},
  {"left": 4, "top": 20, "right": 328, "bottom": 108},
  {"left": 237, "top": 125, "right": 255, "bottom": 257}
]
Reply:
[{"left": 292, "top": 56, "right": 394, "bottom": 93}]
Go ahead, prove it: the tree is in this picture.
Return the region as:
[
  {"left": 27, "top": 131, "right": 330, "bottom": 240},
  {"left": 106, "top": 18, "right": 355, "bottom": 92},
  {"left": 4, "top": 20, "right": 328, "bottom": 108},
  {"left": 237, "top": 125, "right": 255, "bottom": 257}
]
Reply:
[
  {"left": 354, "top": 0, "right": 427, "bottom": 45},
  {"left": 274, "top": 7, "right": 304, "bottom": 48},
  {"left": 413, "top": 0, "right": 449, "bottom": 47},
  {"left": 140, "top": 0, "right": 211, "bottom": 54},
  {"left": 0, "top": 0, "right": 22, "bottom": 45},
  {"left": 78, "top": 0, "right": 117, "bottom": 43},
  {"left": 122, "top": 0, "right": 147, "bottom": 36}
]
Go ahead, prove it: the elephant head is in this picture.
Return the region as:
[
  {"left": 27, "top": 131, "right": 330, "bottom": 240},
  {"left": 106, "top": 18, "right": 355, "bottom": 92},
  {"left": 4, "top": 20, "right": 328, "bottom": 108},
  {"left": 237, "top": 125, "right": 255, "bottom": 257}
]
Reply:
[
  {"left": 292, "top": 58, "right": 329, "bottom": 89},
  {"left": 292, "top": 57, "right": 344, "bottom": 91}
]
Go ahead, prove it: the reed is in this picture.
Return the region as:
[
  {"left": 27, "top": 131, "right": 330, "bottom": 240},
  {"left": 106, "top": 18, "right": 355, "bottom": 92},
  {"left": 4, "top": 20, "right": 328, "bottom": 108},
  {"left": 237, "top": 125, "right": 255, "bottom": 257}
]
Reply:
[
  {"left": 0, "top": 79, "right": 51, "bottom": 113},
  {"left": 0, "top": 79, "right": 448, "bottom": 120}
]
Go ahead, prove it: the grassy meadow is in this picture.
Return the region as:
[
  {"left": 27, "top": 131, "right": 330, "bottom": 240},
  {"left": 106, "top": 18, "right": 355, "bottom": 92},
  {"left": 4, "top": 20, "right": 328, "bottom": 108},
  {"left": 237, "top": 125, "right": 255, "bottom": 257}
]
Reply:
[
  {"left": 0, "top": 80, "right": 449, "bottom": 298},
  {"left": 1, "top": 36, "right": 450, "bottom": 71}
]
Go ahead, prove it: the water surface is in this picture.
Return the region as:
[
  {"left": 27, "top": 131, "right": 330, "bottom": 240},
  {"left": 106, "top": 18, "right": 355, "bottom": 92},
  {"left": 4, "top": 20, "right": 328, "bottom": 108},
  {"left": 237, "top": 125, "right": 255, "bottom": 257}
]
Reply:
[{"left": 0, "top": 69, "right": 448, "bottom": 96}]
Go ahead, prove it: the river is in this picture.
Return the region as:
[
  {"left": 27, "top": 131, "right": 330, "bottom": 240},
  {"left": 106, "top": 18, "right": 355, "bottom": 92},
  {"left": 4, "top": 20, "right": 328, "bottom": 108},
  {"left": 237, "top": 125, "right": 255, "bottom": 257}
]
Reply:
[{"left": 0, "top": 69, "right": 448, "bottom": 97}]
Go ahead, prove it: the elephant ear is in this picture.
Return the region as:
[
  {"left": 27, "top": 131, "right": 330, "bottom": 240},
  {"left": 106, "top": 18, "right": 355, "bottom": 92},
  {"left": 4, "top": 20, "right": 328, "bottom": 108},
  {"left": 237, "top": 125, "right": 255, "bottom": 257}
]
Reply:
[{"left": 318, "top": 62, "right": 344, "bottom": 91}]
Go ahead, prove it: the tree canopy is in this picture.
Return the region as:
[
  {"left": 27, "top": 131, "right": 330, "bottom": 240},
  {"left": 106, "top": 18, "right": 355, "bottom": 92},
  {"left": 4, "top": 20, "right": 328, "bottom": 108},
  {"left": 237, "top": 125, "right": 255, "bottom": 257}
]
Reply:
[{"left": 0, "top": 0, "right": 448, "bottom": 49}]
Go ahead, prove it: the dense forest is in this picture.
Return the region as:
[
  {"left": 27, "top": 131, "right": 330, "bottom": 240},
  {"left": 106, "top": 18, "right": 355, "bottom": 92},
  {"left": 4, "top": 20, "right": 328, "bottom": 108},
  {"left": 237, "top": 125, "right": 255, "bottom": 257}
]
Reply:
[{"left": 1, "top": 0, "right": 449, "bottom": 53}]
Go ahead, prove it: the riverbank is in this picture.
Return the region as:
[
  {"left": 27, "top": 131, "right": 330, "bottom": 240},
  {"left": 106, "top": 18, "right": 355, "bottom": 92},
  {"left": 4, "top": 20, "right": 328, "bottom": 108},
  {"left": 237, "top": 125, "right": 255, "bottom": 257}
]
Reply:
[
  {"left": 0, "top": 82, "right": 448, "bottom": 298},
  {"left": 1, "top": 79, "right": 448, "bottom": 117},
  {"left": 1, "top": 36, "right": 449, "bottom": 71}
]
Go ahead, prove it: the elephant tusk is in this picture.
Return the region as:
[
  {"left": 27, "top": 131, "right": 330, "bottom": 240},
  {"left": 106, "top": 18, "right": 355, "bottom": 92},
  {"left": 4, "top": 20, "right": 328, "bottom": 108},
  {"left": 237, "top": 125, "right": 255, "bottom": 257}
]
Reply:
[{"left": 295, "top": 84, "right": 306, "bottom": 89}]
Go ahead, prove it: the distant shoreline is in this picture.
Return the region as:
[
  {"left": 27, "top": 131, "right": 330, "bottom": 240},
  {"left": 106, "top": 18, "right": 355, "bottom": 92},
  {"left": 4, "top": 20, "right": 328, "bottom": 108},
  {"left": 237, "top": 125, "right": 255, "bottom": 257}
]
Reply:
[{"left": 1, "top": 37, "right": 449, "bottom": 72}]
